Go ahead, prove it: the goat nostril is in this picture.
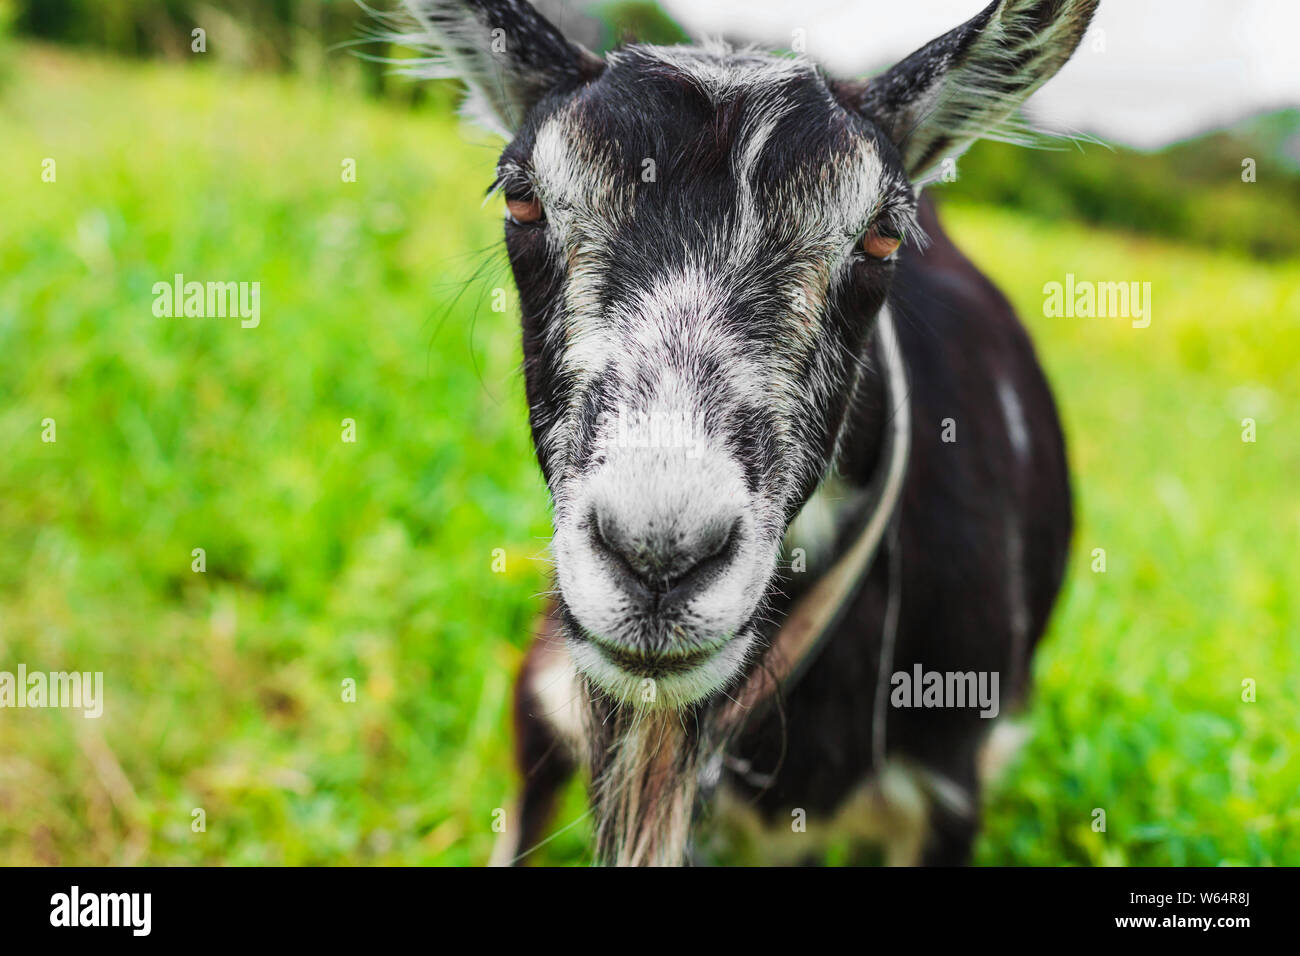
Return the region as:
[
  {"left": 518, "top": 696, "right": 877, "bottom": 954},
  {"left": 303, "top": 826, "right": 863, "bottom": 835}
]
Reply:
[
  {"left": 589, "top": 509, "right": 739, "bottom": 602},
  {"left": 590, "top": 510, "right": 659, "bottom": 593},
  {"left": 697, "top": 518, "right": 737, "bottom": 563}
]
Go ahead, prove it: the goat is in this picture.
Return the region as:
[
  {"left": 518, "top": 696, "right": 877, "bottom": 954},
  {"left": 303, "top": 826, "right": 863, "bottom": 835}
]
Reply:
[{"left": 401, "top": 0, "right": 1094, "bottom": 865}]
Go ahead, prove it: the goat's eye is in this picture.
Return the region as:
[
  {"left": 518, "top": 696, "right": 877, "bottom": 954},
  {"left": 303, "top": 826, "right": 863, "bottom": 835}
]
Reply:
[
  {"left": 506, "top": 196, "right": 544, "bottom": 225},
  {"left": 862, "top": 225, "right": 902, "bottom": 260}
]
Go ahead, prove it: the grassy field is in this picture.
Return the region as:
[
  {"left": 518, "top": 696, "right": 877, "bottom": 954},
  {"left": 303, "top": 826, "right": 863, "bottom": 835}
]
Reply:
[{"left": 1, "top": 46, "right": 1296, "bottom": 866}]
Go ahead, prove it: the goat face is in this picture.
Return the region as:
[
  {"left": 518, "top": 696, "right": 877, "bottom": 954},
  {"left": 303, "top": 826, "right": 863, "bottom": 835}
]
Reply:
[
  {"left": 404, "top": 0, "right": 1098, "bottom": 709},
  {"left": 502, "top": 49, "right": 917, "bottom": 708}
]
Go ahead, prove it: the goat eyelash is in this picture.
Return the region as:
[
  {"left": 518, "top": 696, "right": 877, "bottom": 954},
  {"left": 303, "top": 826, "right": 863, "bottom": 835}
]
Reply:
[
  {"left": 491, "top": 161, "right": 537, "bottom": 198},
  {"left": 861, "top": 205, "right": 926, "bottom": 258}
]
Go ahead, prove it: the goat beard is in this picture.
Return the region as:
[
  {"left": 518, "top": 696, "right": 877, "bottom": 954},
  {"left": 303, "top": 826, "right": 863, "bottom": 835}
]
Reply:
[
  {"left": 583, "top": 689, "right": 715, "bottom": 867},
  {"left": 578, "top": 630, "right": 790, "bottom": 866}
]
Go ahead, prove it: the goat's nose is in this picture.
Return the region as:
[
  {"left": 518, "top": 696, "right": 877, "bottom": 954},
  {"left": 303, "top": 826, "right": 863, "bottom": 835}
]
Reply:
[{"left": 591, "top": 507, "right": 738, "bottom": 604}]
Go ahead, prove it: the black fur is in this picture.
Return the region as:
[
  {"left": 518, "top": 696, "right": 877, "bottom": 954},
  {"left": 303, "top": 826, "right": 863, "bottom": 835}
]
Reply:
[{"left": 724, "top": 198, "right": 1072, "bottom": 863}]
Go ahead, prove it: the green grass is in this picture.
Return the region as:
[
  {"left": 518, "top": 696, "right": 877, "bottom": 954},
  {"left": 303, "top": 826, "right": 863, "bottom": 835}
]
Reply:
[{"left": 1, "top": 46, "right": 1296, "bottom": 866}]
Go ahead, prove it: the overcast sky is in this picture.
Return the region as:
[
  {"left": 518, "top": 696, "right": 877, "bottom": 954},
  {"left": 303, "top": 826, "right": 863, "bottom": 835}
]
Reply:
[{"left": 658, "top": 0, "right": 1300, "bottom": 149}]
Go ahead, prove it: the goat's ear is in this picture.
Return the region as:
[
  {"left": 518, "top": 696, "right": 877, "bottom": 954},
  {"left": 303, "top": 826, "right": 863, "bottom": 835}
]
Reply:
[
  {"left": 403, "top": 0, "right": 603, "bottom": 138},
  {"left": 847, "top": 0, "right": 1098, "bottom": 182}
]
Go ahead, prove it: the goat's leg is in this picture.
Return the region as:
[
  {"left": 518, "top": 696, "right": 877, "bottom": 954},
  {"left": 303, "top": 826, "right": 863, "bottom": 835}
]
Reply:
[
  {"left": 489, "top": 726, "right": 574, "bottom": 866},
  {"left": 489, "top": 617, "right": 582, "bottom": 866},
  {"left": 919, "top": 804, "right": 980, "bottom": 865},
  {"left": 916, "top": 747, "right": 982, "bottom": 867}
]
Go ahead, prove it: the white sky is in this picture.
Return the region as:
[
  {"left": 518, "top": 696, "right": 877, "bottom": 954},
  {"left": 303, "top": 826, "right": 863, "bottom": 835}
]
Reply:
[{"left": 659, "top": 0, "right": 1300, "bottom": 148}]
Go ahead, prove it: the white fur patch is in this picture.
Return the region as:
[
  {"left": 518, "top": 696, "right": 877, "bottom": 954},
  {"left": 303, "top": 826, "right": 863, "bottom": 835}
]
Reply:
[
  {"left": 997, "top": 376, "right": 1031, "bottom": 461},
  {"left": 529, "top": 645, "right": 586, "bottom": 753},
  {"left": 611, "top": 43, "right": 813, "bottom": 107},
  {"left": 783, "top": 475, "right": 864, "bottom": 570}
]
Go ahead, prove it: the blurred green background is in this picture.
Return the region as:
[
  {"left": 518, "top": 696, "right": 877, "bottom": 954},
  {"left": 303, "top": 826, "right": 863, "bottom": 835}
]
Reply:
[{"left": 0, "top": 1, "right": 1296, "bottom": 865}]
